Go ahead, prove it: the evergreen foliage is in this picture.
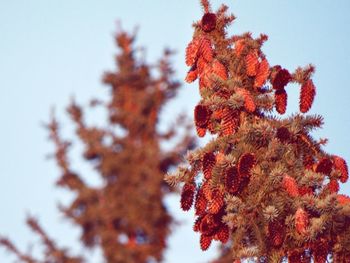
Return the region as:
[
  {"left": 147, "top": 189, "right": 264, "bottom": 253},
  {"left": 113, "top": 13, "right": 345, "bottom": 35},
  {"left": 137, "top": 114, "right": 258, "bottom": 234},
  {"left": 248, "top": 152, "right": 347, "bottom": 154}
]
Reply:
[{"left": 166, "top": 1, "right": 350, "bottom": 262}]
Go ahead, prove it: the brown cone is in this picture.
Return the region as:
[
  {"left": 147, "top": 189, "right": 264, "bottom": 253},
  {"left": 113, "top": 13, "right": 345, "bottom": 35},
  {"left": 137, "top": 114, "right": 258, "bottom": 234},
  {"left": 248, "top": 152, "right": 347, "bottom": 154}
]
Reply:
[
  {"left": 221, "top": 108, "right": 240, "bottom": 136},
  {"left": 194, "top": 104, "right": 211, "bottom": 128},
  {"left": 268, "top": 221, "right": 285, "bottom": 248},
  {"left": 180, "top": 183, "right": 196, "bottom": 211},
  {"left": 245, "top": 52, "right": 259, "bottom": 77},
  {"left": 195, "top": 187, "right": 207, "bottom": 215},
  {"left": 238, "top": 153, "right": 256, "bottom": 177},
  {"left": 254, "top": 58, "right": 270, "bottom": 88},
  {"left": 216, "top": 225, "right": 229, "bottom": 243},
  {"left": 193, "top": 216, "right": 203, "bottom": 232},
  {"left": 315, "top": 158, "right": 333, "bottom": 174},
  {"left": 185, "top": 67, "right": 198, "bottom": 83},
  {"left": 201, "top": 13, "right": 217, "bottom": 32},
  {"left": 236, "top": 88, "right": 256, "bottom": 113},
  {"left": 272, "top": 68, "right": 291, "bottom": 90},
  {"left": 208, "top": 189, "right": 224, "bottom": 214},
  {"left": 327, "top": 179, "right": 339, "bottom": 193},
  {"left": 212, "top": 60, "right": 228, "bottom": 81},
  {"left": 276, "top": 127, "right": 291, "bottom": 143},
  {"left": 333, "top": 155, "right": 349, "bottom": 183},
  {"left": 300, "top": 79, "right": 316, "bottom": 113},
  {"left": 275, "top": 89, "right": 287, "bottom": 114},
  {"left": 200, "top": 234, "right": 213, "bottom": 251},
  {"left": 225, "top": 166, "right": 240, "bottom": 194},
  {"left": 282, "top": 175, "right": 299, "bottom": 197},
  {"left": 199, "top": 37, "right": 214, "bottom": 63},
  {"left": 185, "top": 38, "right": 201, "bottom": 66},
  {"left": 295, "top": 208, "right": 308, "bottom": 234},
  {"left": 202, "top": 152, "right": 216, "bottom": 180}
]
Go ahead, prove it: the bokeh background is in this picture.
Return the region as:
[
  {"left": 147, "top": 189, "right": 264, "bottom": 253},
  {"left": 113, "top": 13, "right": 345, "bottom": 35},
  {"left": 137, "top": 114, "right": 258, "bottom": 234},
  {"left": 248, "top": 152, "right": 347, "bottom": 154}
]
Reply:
[{"left": 1, "top": 0, "right": 350, "bottom": 262}]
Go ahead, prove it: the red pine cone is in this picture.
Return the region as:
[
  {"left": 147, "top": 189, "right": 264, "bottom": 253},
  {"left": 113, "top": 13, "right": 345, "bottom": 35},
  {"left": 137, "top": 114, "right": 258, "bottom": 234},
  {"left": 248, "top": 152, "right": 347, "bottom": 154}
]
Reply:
[
  {"left": 225, "top": 166, "right": 240, "bottom": 194},
  {"left": 194, "top": 104, "right": 211, "bottom": 131},
  {"left": 201, "top": 13, "right": 217, "bottom": 32},
  {"left": 245, "top": 52, "right": 259, "bottom": 76},
  {"left": 300, "top": 79, "right": 316, "bottom": 113},
  {"left": 199, "top": 38, "right": 214, "bottom": 63},
  {"left": 199, "top": 60, "right": 227, "bottom": 90},
  {"left": 254, "top": 58, "right": 270, "bottom": 88},
  {"left": 276, "top": 127, "right": 291, "bottom": 143},
  {"left": 180, "top": 183, "right": 196, "bottom": 211},
  {"left": 238, "top": 153, "right": 256, "bottom": 177},
  {"left": 193, "top": 216, "right": 203, "bottom": 232},
  {"left": 244, "top": 95, "right": 256, "bottom": 113},
  {"left": 200, "top": 234, "right": 212, "bottom": 251},
  {"left": 200, "top": 214, "right": 218, "bottom": 236},
  {"left": 337, "top": 194, "right": 350, "bottom": 205},
  {"left": 268, "top": 221, "right": 285, "bottom": 247},
  {"left": 185, "top": 38, "right": 201, "bottom": 66},
  {"left": 208, "top": 189, "right": 224, "bottom": 214},
  {"left": 185, "top": 67, "right": 198, "bottom": 83},
  {"left": 295, "top": 208, "right": 308, "bottom": 234},
  {"left": 197, "top": 56, "right": 209, "bottom": 75},
  {"left": 195, "top": 187, "right": 207, "bottom": 215},
  {"left": 216, "top": 225, "right": 229, "bottom": 243},
  {"left": 327, "top": 179, "right": 339, "bottom": 193},
  {"left": 272, "top": 68, "right": 291, "bottom": 90},
  {"left": 236, "top": 88, "right": 256, "bottom": 113},
  {"left": 202, "top": 181, "right": 212, "bottom": 201},
  {"left": 211, "top": 60, "right": 228, "bottom": 81},
  {"left": 282, "top": 175, "right": 299, "bottom": 197},
  {"left": 315, "top": 158, "right": 333, "bottom": 174},
  {"left": 203, "top": 152, "right": 216, "bottom": 180},
  {"left": 333, "top": 155, "right": 349, "bottom": 183},
  {"left": 275, "top": 89, "right": 287, "bottom": 114},
  {"left": 221, "top": 108, "right": 240, "bottom": 136}
]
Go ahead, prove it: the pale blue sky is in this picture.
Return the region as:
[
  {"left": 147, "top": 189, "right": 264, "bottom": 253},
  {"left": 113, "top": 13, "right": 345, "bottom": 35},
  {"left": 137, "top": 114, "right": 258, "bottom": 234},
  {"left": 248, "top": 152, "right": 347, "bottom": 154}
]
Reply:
[{"left": 1, "top": 1, "right": 350, "bottom": 262}]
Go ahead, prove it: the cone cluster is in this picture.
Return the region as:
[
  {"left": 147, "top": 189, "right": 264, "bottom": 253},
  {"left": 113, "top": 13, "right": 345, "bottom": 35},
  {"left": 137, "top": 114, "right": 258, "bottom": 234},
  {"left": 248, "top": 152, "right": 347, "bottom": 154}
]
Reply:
[{"left": 167, "top": 0, "right": 350, "bottom": 261}]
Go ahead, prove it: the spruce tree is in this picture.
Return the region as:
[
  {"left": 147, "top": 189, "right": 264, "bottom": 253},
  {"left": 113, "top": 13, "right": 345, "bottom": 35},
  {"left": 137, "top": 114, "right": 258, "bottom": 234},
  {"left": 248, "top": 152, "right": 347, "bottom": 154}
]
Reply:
[
  {"left": 1, "top": 28, "right": 194, "bottom": 263},
  {"left": 166, "top": 1, "right": 350, "bottom": 262}
]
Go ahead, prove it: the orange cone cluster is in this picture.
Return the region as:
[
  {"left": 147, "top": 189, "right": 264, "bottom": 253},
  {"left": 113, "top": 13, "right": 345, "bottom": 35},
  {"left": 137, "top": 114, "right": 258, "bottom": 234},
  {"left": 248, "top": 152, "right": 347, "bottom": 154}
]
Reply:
[{"left": 183, "top": 150, "right": 256, "bottom": 250}]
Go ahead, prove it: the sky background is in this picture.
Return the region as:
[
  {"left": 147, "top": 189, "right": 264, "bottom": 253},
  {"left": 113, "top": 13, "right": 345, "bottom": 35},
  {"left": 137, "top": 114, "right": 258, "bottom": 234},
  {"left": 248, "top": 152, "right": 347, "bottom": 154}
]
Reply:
[{"left": 1, "top": 0, "right": 350, "bottom": 262}]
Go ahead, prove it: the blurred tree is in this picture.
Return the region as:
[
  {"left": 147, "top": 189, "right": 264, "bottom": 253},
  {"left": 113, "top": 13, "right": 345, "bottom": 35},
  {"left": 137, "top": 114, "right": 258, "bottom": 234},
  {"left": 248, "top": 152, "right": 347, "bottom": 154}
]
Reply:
[
  {"left": 166, "top": 0, "right": 350, "bottom": 262},
  {"left": 0, "top": 28, "right": 194, "bottom": 263}
]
